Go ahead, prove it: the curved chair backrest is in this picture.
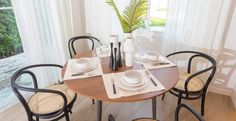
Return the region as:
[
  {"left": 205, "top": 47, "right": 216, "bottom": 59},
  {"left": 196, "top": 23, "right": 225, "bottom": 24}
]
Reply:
[
  {"left": 68, "top": 36, "right": 102, "bottom": 58},
  {"left": 175, "top": 103, "right": 205, "bottom": 121},
  {"left": 167, "top": 51, "right": 217, "bottom": 92},
  {"left": 11, "top": 64, "right": 64, "bottom": 119}
]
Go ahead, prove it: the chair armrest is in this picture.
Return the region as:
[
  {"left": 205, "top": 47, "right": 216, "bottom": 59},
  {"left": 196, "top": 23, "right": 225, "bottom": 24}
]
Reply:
[{"left": 175, "top": 103, "right": 205, "bottom": 121}]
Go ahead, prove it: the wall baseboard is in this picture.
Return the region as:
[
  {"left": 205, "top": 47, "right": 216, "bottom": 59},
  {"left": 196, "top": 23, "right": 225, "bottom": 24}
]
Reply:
[
  {"left": 208, "top": 86, "right": 232, "bottom": 96},
  {"left": 231, "top": 90, "right": 236, "bottom": 110}
]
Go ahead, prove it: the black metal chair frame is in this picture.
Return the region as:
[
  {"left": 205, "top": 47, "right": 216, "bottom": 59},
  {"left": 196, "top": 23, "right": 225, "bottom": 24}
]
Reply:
[
  {"left": 68, "top": 36, "right": 102, "bottom": 58},
  {"left": 68, "top": 35, "right": 102, "bottom": 105},
  {"left": 175, "top": 103, "right": 205, "bottom": 121},
  {"left": 162, "top": 51, "right": 216, "bottom": 116},
  {"left": 11, "top": 64, "right": 77, "bottom": 121}
]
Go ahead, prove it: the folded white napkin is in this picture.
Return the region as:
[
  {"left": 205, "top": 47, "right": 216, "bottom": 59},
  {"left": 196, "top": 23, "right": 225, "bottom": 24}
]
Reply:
[
  {"left": 63, "top": 57, "right": 103, "bottom": 80},
  {"left": 102, "top": 69, "right": 166, "bottom": 99}
]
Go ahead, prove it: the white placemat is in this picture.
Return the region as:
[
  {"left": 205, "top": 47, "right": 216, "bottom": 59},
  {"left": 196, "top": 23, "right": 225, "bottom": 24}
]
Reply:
[
  {"left": 63, "top": 57, "right": 103, "bottom": 80},
  {"left": 141, "top": 55, "right": 176, "bottom": 69},
  {"left": 102, "top": 70, "right": 166, "bottom": 99}
]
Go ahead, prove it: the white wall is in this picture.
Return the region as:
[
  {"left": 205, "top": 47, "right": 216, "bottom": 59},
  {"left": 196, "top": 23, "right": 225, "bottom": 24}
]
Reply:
[{"left": 224, "top": 5, "right": 236, "bottom": 108}]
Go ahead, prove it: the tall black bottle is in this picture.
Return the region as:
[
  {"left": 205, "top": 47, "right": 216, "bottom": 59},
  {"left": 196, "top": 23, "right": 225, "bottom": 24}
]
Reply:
[
  {"left": 109, "top": 43, "right": 114, "bottom": 68},
  {"left": 117, "top": 42, "right": 122, "bottom": 67},
  {"left": 112, "top": 48, "right": 118, "bottom": 71}
]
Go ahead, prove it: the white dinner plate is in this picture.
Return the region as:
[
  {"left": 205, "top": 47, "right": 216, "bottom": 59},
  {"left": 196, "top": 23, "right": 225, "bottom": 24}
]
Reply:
[
  {"left": 115, "top": 76, "right": 148, "bottom": 91},
  {"left": 141, "top": 55, "right": 166, "bottom": 64},
  {"left": 121, "top": 76, "right": 146, "bottom": 87},
  {"left": 72, "top": 59, "right": 96, "bottom": 73}
]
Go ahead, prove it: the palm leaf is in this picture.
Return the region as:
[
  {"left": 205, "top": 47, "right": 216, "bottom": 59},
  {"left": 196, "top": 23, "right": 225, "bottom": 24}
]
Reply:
[
  {"left": 106, "top": 0, "right": 129, "bottom": 32},
  {"left": 106, "top": 0, "right": 148, "bottom": 33}
]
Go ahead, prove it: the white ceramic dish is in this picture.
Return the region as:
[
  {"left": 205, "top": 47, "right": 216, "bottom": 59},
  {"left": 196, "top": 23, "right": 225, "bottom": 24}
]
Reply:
[
  {"left": 73, "top": 58, "right": 96, "bottom": 72},
  {"left": 121, "top": 77, "right": 146, "bottom": 87},
  {"left": 141, "top": 54, "right": 160, "bottom": 62},
  {"left": 75, "top": 58, "right": 91, "bottom": 69},
  {"left": 141, "top": 54, "right": 166, "bottom": 64},
  {"left": 115, "top": 77, "right": 148, "bottom": 91},
  {"left": 123, "top": 70, "right": 142, "bottom": 84}
]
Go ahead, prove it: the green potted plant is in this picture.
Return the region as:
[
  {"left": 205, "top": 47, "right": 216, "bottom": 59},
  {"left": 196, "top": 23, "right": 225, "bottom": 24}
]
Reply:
[
  {"left": 106, "top": 0, "right": 148, "bottom": 66},
  {"left": 106, "top": 0, "right": 148, "bottom": 37}
]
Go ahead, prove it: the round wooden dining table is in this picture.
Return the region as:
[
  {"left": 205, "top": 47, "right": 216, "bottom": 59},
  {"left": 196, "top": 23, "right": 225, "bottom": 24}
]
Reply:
[{"left": 62, "top": 51, "right": 179, "bottom": 121}]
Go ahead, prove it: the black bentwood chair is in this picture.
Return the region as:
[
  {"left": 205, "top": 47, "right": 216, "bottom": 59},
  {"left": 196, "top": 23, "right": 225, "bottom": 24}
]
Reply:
[
  {"left": 68, "top": 35, "right": 102, "bottom": 104},
  {"left": 11, "top": 64, "right": 77, "bottom": 121},
  {"left": 68, "top": 35, "right": 102, "bottom": 58},
  {"left": 175, "top": 103, "right": 205, "bottom": 121},
  {"left": 162, "top": 51, "right": 216, "bottom": 116}
]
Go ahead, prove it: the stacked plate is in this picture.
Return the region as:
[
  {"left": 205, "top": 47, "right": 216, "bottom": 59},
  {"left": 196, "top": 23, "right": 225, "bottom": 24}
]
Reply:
[
  {"left": 140, "top": 54, "right": 165, "bottom": 64},
  {"left": 115, "top": 70, "right": 148, "bottom": 91},
  {"left": 73, "top": 58, "right": 96, "bottom": 73}
]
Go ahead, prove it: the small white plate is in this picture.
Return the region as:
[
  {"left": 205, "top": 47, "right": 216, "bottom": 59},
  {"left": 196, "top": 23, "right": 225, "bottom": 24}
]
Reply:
[
  {"left": 73, "top": 58, "right": 96, "bottom": 73},
  {"left": 141, "top": 54, "right": 159, "bottom": 61},
  {"left": 74, "top": 58, "right": 91, "bottom": 69},
  {"left": 123, "top": 70, "right": 142, "bottom": 84},
  {"left": 121, "top": 77, "right": 146, "bottom": 87},
  {"left": 141, "top": 55, "right": 166, "bottom": 64},
  {"left": 115, "top": 76, "right": 148, "bottom": 91}
]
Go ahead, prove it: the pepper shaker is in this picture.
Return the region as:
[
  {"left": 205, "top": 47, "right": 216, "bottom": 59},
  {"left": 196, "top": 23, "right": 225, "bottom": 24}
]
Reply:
[
  {"left": 109, "top": 43, "right": 114, "bottom": 68},
  {"left": 112, "top": 48, "right": 118, "bottom": 71}
]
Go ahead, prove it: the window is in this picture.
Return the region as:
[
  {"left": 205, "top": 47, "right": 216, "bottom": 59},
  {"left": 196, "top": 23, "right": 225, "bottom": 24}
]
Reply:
[
  {"left": 0, "top": 0, "right": 27, "bottom": 109},
  {"left": 148, "top": 0, "right": 168, "bottom": 31},
  {"left": 0, "top": 0, "right": 23, "bottom": 59}
]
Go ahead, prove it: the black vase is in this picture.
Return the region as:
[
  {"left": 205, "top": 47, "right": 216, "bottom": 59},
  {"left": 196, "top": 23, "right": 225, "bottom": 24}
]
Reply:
[
  {"left": 109, "top": 43, "right": 113, "bottom": 68},
  {"left": 112, "top": 48, "right": 118, "bottom": 71},
  {"left": 117, "top": 42, "right": 122, "bottom": 67}
]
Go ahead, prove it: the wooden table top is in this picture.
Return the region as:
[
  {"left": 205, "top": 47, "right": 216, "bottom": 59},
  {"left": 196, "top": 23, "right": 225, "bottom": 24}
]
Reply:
[{"left": 62, "top": 51, "right": 179, "bottom": 102}]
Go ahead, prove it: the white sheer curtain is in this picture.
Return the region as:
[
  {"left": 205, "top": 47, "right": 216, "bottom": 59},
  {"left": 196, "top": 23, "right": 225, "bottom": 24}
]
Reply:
[
  {"left": 162, "top": 0, "right": 231, "bottom": 56},
  {"left": 161, "top": 0, "right": 231, "bottom": 82},
  {"left": 11, "top": 0, "right": 80, "bottom": 87},
  {"left": 84, "top": 0, "right": 129, "bottom": 45}
]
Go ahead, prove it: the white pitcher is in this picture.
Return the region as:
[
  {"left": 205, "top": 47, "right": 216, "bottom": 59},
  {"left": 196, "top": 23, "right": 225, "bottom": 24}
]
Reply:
[{"left": 124, "top": 36, "right": 137, "bottom": 67}]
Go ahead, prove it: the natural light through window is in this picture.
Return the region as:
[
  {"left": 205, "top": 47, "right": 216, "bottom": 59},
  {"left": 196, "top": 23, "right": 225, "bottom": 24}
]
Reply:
[
  {"left": 148, "top": 0, "right": 168, "bottom": 31},
  {"left": 0, "top": 0, "right": 28, "bottom": 109}
]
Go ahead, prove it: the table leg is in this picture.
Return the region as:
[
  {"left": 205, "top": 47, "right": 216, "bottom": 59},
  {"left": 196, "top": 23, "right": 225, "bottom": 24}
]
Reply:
[
  {"left": 96, "top": 100, "right": 103, "bottom": 121},
  {"left": 152, "top": 97, "right": 157, "bottom": 119}
]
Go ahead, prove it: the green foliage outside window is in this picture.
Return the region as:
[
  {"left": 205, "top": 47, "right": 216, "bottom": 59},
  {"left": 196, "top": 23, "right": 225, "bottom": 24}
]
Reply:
[
  {"left": 0, "top": 0, "right": 12, "bottom": 7},
  {"left": 0, "top": 0, "right": 23, "bottom": 59},
  {"left": 150, "top": 18, "right": 166, "bottom": 27}
]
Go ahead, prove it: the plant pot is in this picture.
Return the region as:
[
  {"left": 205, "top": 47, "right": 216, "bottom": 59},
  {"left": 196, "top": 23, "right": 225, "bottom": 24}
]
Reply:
[
  {"left": 124, "top": 33, "right": 132, "bottom": 38},
  {"left": 123, "top": 35, "right": 137, "bottom": 67},
  {"left": 125, "top": 52, "right": 135, "bottom": 67}
]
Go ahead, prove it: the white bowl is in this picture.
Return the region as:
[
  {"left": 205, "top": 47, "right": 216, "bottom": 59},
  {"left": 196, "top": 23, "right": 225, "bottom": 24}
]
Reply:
[
  {"left": 123, "top": 70, "right": 142, "bottom": 84},
  {"left": 75, "top": 58, "right": 91, "bottom": 69},
  {"left": 142, "top": 54, "right": 160, "bottom": 62}
]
